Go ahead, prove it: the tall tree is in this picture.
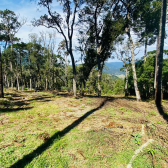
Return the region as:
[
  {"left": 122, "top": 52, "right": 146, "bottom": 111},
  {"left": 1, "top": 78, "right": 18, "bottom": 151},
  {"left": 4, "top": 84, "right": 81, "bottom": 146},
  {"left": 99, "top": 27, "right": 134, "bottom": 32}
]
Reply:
[
  {"left": 115, "top": 41, "right": 131, "bottom": 96},
  {"left": 33, "top": 0, "right": 84, "bottom": 97},
  {"left": 134, "top": 0, "right": 161, "bottom": 63},
  {"left": 121, "top": 0, "right": 153, "bottom": 101},
  {"left": 0, "top": 9, "right": 26, "bottom": 88},
  {"left": 0, "top": 48, "right": 4, "bottom": 98},
  {"left": 57, "top": 40, "right": 70, "bottom": 88},
  {"left": 155, "top": 0, "right": 167, "bottom": 106},
  {"left": 79, "top": 0, "right": 124, "bottom": 96},
  {"left": 13, "top": 42, "right": 27, "bottom": 91}
]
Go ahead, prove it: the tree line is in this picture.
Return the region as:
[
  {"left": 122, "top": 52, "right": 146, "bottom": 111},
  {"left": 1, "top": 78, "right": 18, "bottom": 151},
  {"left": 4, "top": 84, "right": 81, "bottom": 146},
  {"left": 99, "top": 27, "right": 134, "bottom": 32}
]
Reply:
[{"left": 0, "top": 0, "right": 167, "bottom": 107}]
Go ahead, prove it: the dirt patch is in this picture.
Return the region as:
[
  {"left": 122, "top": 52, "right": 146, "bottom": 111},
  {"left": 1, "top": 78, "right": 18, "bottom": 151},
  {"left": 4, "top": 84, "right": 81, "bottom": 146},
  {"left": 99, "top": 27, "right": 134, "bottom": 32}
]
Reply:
[
  {"left": 121, "top": 117, "right": 149, "bottom": 124},
  {"left": 146, "top": 124, "right": 168, "bottom": 143}
]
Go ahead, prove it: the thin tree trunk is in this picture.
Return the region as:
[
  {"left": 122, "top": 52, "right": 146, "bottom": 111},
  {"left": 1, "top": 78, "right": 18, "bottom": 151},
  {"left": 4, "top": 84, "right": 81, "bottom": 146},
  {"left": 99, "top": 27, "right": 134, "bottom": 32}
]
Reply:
[
  {"left": 126, "top": 28, "right": 141, "bottom": 101},
  {"left": 19, "top": 53, "right": 24, "bottom": 91},
  {"left": 16, "top": 74, "right": 19, "bottom": 91},
  {"left": 65, "top": 55, "right": 68, "bottom": 88},
  {"left": 154, "top": 36, "right": 159, "bottom": 90},
  {"left": 10, "top": 62, "right": 13, "bottom": 88},
  {"left": 10, "top": 44, "right": 13, "bottom": 88},
  {"left": 0, "top": 48, "right": 4, "bottom": 98},
  {"left": 28, "top": 54, "right": 32, "bottom": 90},
  {"left": 30, "top": 78, "right": 32, "bottom": 91},
  {"left": 73, "top": 74, "right": 77, "bottom": 96},
  {"left": 97, "top": 67, "right": 101, "bottom": 97},
  {"left": 144, "top": 37, "right": 147, "bottom": 63},
  {"left": 97, "top": 46, "right": 102, "bottom": 97},
  {"left": 4, "top": 58, "right": 7, "bottom": 88},
  {"left": 155, "top": 0, "right": 167, "bottom": 106},
  {"left": 70, "top": 51, "right": 77, "bottom": 97},
  {"left": 4, "top": 74, "right": 7, "bottom": 89},
  {"left": 7, "top": 77, "right": 9, "bottom": 88},
  {"left": 15, "top": 61, "right": 19, "bottom": 90},
  {"left": 46, "top": 77, "right": 48, "bottom": 91},
  {"left": 125, "top": 66, "right": 128, "bottom": 96}
]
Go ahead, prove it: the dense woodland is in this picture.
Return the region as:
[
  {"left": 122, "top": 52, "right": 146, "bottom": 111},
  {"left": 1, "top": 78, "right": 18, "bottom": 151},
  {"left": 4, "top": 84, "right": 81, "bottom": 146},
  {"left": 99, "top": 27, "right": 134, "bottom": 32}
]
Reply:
[{"left": 0, "top": 0, "right": 167, "bottom": 106}]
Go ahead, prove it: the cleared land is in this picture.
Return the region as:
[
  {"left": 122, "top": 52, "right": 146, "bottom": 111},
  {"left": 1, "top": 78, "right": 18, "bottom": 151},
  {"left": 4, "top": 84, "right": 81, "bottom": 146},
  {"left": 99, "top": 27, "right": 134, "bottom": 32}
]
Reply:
[{"left": 0, "top": 90, "right": 168, "bottom": 168}]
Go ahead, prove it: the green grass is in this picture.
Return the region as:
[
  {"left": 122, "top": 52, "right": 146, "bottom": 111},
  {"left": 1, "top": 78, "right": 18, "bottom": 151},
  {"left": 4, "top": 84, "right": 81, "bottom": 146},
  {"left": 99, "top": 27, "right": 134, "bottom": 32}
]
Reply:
[
  {"left": 0, "top": 90, "right": 168, "bottom": 168},
  {"left": 132, "top": 143, "right": 168, "bottom": 168}
]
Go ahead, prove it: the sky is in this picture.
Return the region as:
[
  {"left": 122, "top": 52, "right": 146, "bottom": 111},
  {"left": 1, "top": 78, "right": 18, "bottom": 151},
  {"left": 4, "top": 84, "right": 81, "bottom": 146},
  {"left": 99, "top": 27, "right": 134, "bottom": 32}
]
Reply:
[{"left": 1, "top": 0, "right": 167, "bottom": 63}]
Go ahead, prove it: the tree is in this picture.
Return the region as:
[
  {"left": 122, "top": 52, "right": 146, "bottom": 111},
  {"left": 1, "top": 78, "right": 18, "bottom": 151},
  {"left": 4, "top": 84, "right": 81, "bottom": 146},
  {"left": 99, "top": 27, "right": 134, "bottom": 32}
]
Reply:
[
  {"left": 134, "top": 0, "right": 161, "bottom": 63},
  {"left": 121, "top": 0, "right": 153, "bottom": 101},
  {"left": 57, "top": 40, "right": 70, "bottom": 89},
  {"left": 0, "top": 9, "right": 26, "bottom": 88},
  {"left": 39, "top": 31, "right": 57, "bottom": 90},
  {"left": 13, "top": 42, "right": 27, "bottom": 91},
  {"left": 155, "top": 0, "right": 167, "bottom": 106},
  {"left": 0, "top": 48, "right": 4, "bottom": 98},
  {"left": 115, "top": 41, "right": 131, "bottom": 96},
  {"left": 33, "top": 0, "right": 84, "bottom": 97},
  {"left": 78, "top": 0, "right": 124, "bottom": 96}
]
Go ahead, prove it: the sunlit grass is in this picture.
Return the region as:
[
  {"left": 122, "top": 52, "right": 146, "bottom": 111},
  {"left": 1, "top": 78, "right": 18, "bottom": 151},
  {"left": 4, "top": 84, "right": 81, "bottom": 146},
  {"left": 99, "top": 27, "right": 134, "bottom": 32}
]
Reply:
[{"left": 0, "top": 90, "right": 168, "bottom": 167}]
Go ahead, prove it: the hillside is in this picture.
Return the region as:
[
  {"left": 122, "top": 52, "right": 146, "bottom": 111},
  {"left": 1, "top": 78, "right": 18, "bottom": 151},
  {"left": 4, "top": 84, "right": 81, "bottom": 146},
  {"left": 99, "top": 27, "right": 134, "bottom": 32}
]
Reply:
[{"left": 103, "top": 62, "right": 125, "bottom": 75}]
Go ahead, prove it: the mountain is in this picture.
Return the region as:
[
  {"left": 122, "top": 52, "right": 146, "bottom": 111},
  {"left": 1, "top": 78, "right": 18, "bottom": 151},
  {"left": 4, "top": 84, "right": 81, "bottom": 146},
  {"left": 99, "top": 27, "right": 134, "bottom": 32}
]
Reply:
[{"left": 103, "top": 62, "right": 125, "bottom": 75}]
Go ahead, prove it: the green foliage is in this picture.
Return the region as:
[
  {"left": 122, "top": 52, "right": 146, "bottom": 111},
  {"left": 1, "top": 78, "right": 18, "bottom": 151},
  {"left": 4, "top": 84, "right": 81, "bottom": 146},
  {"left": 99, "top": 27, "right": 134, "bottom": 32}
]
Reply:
[
  {"left": 132, "top": 134, "right": 142, "bottom": 145},
  {"left": 147, "top": 148, "right": 156, "bottom": 156},
  {"left": 127, "top": 51, "right": 168, "bottom": 99}
]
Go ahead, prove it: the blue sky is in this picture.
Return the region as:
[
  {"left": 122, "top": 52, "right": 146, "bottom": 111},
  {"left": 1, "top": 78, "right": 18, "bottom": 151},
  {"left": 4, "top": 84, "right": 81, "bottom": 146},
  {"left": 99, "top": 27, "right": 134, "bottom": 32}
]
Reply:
[{"left": 1, "top": 0, "right": 167, "bottom": 63}]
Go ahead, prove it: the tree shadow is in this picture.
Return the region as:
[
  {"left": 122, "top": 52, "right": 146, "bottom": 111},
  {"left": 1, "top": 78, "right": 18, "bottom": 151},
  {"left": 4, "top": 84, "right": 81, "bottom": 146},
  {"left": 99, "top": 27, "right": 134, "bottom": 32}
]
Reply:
[
  {"left": 26, "top": 96, "right": 53, "bottom": 102},
  {"left": 0, "top": 107, "right": 33, "bottom": 113},
  {"left": 10, "top": 98, "right": 108, "bottom": 168},
  {"left": 0, "top": 93, "right": 53, "bottom": 114},
  {"left": 156, "top": 105, "right": 168, "bottom": 123}
]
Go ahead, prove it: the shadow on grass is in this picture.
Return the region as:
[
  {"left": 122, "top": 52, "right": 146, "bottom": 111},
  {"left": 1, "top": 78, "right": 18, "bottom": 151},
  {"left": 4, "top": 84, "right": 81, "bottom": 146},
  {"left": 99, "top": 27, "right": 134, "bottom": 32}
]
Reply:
[
  {"left": 156, "top": 105, "right": 168, "bottom": 123},
  {"left": 0, "top": 93, "right": 53, "bottom": 114},
  {"left": 26, "top": 96, "right": 53, "bottom": 102},
  {"left": 0, "top": 107, "right": 33, "bottom": 113},
  {"left": 10, "top": 98, "right": 108, "bottom": 168}
]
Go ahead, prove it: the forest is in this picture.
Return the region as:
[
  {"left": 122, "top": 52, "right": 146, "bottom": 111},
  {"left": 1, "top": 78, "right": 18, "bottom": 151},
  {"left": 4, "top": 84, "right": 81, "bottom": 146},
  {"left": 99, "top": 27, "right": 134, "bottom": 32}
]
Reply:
[{"left": 0, "top": 0, "right": 168, "bottom": 168}]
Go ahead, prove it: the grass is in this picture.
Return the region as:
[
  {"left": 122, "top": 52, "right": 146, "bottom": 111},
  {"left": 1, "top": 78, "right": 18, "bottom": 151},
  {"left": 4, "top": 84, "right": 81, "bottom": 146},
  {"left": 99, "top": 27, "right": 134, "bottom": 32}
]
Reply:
[
  {"left": 0, "top": 90, "right": 168, "bottom": 167},
  {"left": 132, "top": 142, "right": 168, "bottom": 168}
]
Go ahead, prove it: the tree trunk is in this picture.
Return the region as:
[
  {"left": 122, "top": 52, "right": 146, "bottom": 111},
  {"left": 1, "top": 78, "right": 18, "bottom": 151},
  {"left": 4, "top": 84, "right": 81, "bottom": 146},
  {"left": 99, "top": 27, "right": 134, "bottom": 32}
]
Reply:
[
  {"left": 46, "top": 77, "right": 48, "bottom": 91},
  {"left": 97, "top": 46, "right": 102, "bottom": 97},
  {"left": 144, "top": 37, "right": 147, "bottom": 63},
  {"left": 30, "top": 78, "right": 32, "bottom": 91},
  {"left": 28, "top": 54, "right": 32, "bottom": 91},
  {"left": 125, "top": 66, "right": 129, "bottom": 97},
  {"left": 65, "top": 55, "right": 68, "bottom": 88},
  {"left": 4, "top": 74, "right": 7, "bottom": 89},
  {"left": 10, "top": 62, "right": 13, "bottom": 88},
  {"left": 10, "top": 44, "right": 13, "bottom": 88},
  {"left": 70, "top": 51, "right": 77, "bottom": 97},
  {"left": 7, "top": 77, "right": 9, "bottom": 88},
  {"left": 4, "top": 58, "right": 7, "bottom": 88},
  {"left": 73, "top": 74, "right": 77, "bottom": 96},
  {"left": 0, "top": 48, "right": 4, "bottom": 98},
  {"left": 155, "top": 0, "right": 167, "bottom": 106},
  {"left": 16, "top": 60, "right": 19, "bottom": 90},
  {"left": 19, "top": 53, "right": 24, "bottom": 91},
  {"left": 126, "top": 28, "right": 141, "bottom": 101},
  {"left": 16, "top": 74, "right": 19, "bottom": 91},
  {"left": 154, "top": 36, "right": 159, "bottom": 91}
]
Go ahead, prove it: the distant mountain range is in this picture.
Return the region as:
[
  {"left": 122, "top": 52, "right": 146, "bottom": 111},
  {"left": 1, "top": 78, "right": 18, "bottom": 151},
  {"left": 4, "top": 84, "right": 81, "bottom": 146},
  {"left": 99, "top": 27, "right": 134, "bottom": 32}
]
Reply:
[{"left": 103, "top": 62, "right": 125, "bottom": 75}]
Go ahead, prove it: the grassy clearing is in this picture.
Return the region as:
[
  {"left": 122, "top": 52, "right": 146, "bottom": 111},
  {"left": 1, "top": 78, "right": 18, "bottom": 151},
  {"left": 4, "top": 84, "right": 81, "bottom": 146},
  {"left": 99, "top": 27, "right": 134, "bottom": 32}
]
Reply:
[{"left": 0, "top": 90, "right": 168, "bottom": 168}]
